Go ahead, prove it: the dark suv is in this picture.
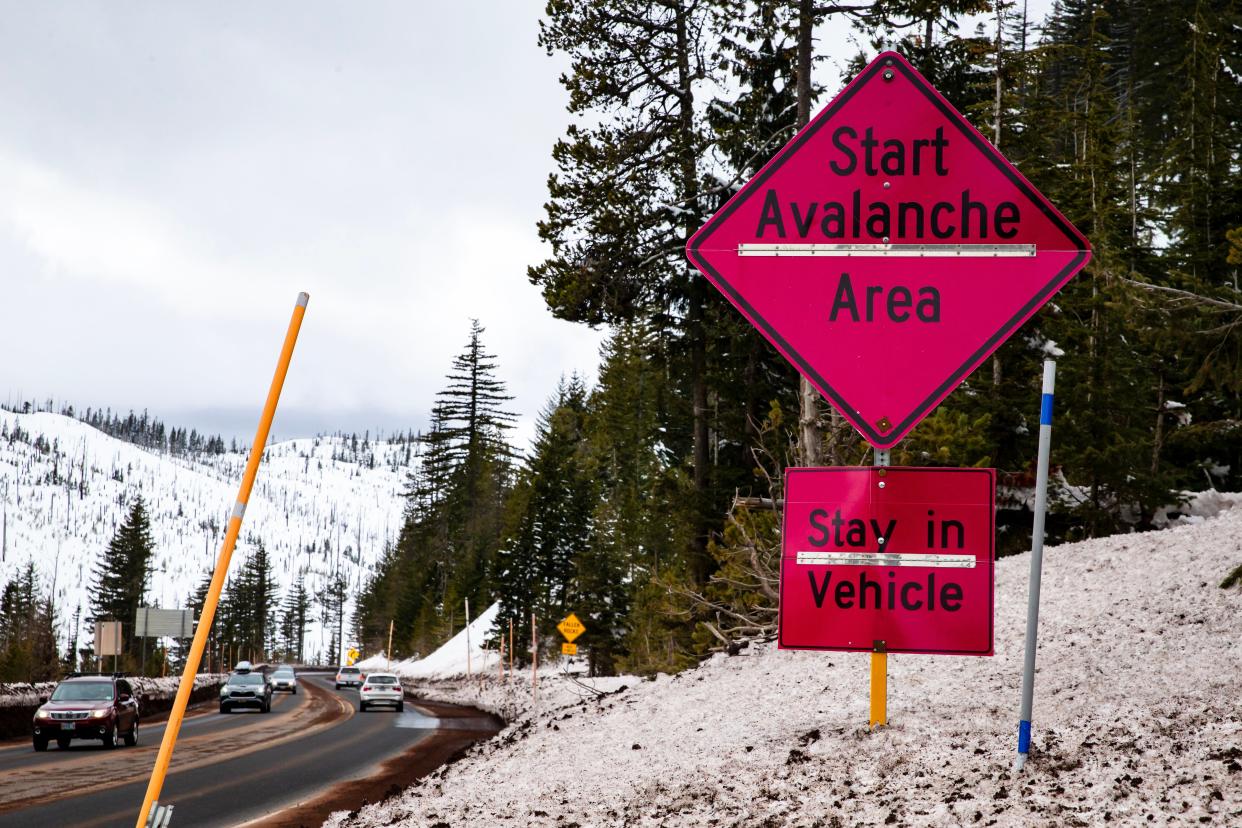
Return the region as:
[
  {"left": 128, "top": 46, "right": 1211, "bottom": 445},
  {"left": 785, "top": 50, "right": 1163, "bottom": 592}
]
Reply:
[{"left": 32, "top": 674, "right": 140, "bottom": 751}]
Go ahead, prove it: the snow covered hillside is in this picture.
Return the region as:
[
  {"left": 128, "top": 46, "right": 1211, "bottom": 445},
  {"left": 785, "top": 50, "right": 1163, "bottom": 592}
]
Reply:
[
  {"left": 0, "top": 410, "right": 413, "bottom": 662},
  {"left": 329, "top": 504, "right": 1242, "bottom": 827}
]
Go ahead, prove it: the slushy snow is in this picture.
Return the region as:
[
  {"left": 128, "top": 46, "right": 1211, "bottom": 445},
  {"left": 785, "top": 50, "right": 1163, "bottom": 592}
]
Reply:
[{"left": 328, "top": 505, "right": 1242, "bottom": 827}]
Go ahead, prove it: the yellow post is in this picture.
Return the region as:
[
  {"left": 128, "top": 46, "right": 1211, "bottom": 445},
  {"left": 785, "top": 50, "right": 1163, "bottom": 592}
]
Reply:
[
  {"left": 870, "top": 651, "right": 887, "bottom": 728},
  {"left": 135, "top": 293, "right": 308, "bottom": 828}
]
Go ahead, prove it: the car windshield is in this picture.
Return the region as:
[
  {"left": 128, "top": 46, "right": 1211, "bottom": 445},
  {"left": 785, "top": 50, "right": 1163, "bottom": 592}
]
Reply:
[
  {"left": 340, "top": 667, "right": 360, "bottom": 674},
  {"left": 274, "top": 667, "right": 294, "bottom": 675},
  {"left": 230, "top": 674, "right": 264, "bottom": 686},
  {"left": 51, "top": 682, "right": 113, "bottom": 702},
  {"left": 368, "top": 675, "right": 397, "bottom": 685}
]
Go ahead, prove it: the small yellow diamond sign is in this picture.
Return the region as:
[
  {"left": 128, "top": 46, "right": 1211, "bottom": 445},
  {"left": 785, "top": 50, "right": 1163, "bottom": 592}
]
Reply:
[
  {"left": 557, "top": 613, "right": 586, "bottom": 643},
  {"left": 561, "top": 642, "right": 578, "bottom": 656}
]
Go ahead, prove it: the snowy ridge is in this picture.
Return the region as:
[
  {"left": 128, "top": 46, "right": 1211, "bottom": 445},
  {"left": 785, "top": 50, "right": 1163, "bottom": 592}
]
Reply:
[
  {"left": 0, "top": 410, "right": 412, "bottom": 661},
  {"left": 328, "top": 507, "right": 1242, "bottom": 827}
]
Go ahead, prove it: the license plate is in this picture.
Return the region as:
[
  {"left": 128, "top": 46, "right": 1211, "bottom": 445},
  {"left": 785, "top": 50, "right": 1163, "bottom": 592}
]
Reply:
[{"left": 60, "top": 722, "right": 75, "bottom": 730}]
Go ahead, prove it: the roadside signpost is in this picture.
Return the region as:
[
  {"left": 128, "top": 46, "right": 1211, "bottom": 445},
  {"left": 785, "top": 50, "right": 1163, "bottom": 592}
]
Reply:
[
  {"left": 136, "top": 608, "right": 195, "bottom": 639},
  {"left": 95, "top": 620, "right": 123, "bottom": 673},
  {"left": 686, "top": 51, "right": 1090, "bottom": 448},
  {"left": 557, "top": 613, "right": 585, "bottom": 644},
  {"left": 136, "top": 608, "right": 196, "bottom": 679},
  {"left": 686, "top": 50, "right": 1090, "bottom": 734},
  {"left": 779, "top": 468, "right": 995, "bottom": 655}
]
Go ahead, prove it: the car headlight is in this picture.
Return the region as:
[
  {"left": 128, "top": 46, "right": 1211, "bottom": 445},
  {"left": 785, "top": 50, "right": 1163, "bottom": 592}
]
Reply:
[
  {"left": 34, "top": 705, "right": 48, "bottom": 718},
  {"left": 91, "top": 709, "right": 109, "bottom": 719}
]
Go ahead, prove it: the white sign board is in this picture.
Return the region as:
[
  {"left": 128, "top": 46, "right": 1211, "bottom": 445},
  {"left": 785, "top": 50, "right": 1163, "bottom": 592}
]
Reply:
[
  {"left": 95, "top": 621, "right": 123, "bottom": 656},
  {"left": 136, "top": 607, "right": 196, "bottom": 638}
]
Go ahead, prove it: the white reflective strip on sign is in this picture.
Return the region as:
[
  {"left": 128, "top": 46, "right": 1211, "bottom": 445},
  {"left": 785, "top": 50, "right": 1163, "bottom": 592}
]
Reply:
[
  {"left": 738, "top": 243, "right": 1036, "bottom": 258},
  {"left": 795, "top": 551, "right": 976, "bottom": 568}
]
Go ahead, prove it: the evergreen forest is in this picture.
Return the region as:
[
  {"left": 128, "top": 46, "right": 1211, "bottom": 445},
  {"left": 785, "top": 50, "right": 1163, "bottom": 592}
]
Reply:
[{"left": 354, "top": 0, "right": 1242, "bottom": 677}]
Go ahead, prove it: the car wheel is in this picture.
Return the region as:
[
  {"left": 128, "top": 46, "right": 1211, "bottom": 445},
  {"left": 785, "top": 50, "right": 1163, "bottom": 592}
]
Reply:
[
  {"left": 33, "top": 737, "right": 48, "bottom": 752},
  {"left": 360, "top": 701, "right": 367, "bottom": 712},
  {"left": 396, "top": 701, "right": 404, "bottom": 713},
  {"left": 103, "top": 723, "right": 118, "bottom": 749},
  {"left": 124, "top": 721, "right": 138, "bottom": 747},
  {"left": 262, "top": 701, "right": 270, "bottom": 713},
  {"left": 219, "top": 704, "right": 228, "bottom": 714},
  {"left": 56, "top": 735, "right": 71, "bottom": 750},
  {"left": 292, "top": 686, "right": 297, "bottom": 694},
  {"left": 335, "top": 683, "right": 340, "bottom": 690}
]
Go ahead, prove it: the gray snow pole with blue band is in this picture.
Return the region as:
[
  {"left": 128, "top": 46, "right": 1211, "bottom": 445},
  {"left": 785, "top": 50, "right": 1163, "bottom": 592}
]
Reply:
[{"left": 1015, "top": 359, "right": 1056, "bottom": 771}]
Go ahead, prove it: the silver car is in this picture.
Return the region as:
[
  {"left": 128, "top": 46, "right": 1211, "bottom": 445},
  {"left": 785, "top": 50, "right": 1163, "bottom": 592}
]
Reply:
[
  {"left": 358, "top": 672, "right": 403, "bottom": 712},
  {"left": 270, "top": 666, "right": 298, "bottom": 694}
]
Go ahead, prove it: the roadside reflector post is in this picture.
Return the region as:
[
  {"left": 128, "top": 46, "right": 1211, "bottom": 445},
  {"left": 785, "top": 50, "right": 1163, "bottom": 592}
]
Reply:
[
  {"left": 465, "top": 598, "right": 472, "bottom": 678},
  {"left": 386, "top": 619, "right": 394, "bottom": 672},
  {"left": 531, "top": 612, "right": 538, "bottom": 700},
  {"left": 135, "top": 293, "right": 308, "bottom": 828},
  {"left": 870, "top": 446, "right": 890, "bottom": 729},
  {"left": 1015, "top": 359, "right": 1056, "bottom": 772}
]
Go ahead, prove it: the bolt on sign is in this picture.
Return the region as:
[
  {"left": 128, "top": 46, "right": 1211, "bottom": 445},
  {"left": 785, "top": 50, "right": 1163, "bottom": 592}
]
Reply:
[
  {"left": 686, "top": 51, "right": 1091, "bottom": 448},
  {"left": 779, "top": 467, "right": 995, "bottom": 655},
  {"left": 557, "top": 613, "right": 585, "bottom": 643},
  {"left": 561, "top": 643, "right": 578, "bottom": 656}
]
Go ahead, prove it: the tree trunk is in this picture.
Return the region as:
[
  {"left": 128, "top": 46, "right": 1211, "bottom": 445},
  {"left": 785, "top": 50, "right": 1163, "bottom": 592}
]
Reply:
[
  {"left": 674, "top": 1, "right": 711, "bottom": 573},
  {"left": 796, "top": 0, "right": 823, "bottom": 467}
]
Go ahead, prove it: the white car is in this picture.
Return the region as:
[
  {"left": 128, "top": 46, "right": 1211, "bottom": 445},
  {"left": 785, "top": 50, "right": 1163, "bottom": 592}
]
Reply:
[
  {"left": 334, "top": 666, "right": 363, "bottom": 689},
  {"left": 358, "top": 672, "right": 403, "bottom": 712},
  {"left": 270, "top": 666, "right": 297, "bottom": 694}
]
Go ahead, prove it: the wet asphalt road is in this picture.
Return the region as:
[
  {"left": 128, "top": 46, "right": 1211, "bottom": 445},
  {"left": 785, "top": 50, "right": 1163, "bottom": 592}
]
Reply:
[{"left": 0, "top": 674, "right": 440, "bottom": 827}]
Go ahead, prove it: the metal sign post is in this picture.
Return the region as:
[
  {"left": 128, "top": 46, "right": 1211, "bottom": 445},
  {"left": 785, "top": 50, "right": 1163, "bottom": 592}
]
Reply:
[
  {"left": 1015, "top": 359, "right": 1056, "bottom": 771},
  {"left": 780, "top": 466, "right": 997, "bottom": 727},
  {"left": 871, "top": 447, "right": 889, "bottom": 729}
]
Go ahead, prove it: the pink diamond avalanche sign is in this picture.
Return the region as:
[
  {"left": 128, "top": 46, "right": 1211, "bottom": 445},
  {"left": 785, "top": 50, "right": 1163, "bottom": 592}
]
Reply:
[{"left": 686, "top": 51, "right": 1091, "bottom": 448}]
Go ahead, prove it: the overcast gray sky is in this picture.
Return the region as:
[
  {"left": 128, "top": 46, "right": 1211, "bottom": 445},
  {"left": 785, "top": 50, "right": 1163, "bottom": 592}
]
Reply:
[{"left": 0, "top": 2, "right": 1045, "bottom": 449}]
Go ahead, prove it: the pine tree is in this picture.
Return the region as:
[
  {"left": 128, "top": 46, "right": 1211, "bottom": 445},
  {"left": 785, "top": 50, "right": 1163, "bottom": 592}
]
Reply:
[
  {"left": 0, "top": 562, "right": 60, "bottom": 681},
  {"left": 533, "top": 0, "right": 722, "bottom": 578},
  {"left": 90, "top": 496, "right": 155, "bottom": 661},
  {"left": 493, "top": 377, "right": 595, "bottom": 662},
  {"left": 356, "top": 321, "right": 517, "bottom": 656},
  {"left": 280, "top": 573, "right": 312, "bottom": 662}
]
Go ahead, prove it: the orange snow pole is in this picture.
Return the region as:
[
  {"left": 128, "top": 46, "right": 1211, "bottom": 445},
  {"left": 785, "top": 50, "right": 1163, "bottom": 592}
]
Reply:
[
  {"left": 870, "top": 649, "right": 887, "bottom": 728},
  {"left": 135, "top": 292, "right": 308, "bottom": 828},
  {"left": 870, "top": 446, "right": 889, "bottom": 730}
]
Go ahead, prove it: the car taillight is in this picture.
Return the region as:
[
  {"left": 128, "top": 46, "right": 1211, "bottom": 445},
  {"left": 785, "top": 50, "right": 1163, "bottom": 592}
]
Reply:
[{"left": 362, "top": 685, "right": 371, "bottom": 691}]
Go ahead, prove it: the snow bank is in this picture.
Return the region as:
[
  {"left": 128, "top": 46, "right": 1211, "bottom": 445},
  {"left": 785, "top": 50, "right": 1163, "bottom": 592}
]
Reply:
[
  {"left": 1152, "top": 489, "right": 1242, "bottom": 527},
  {"left": 0, "top": 674, "right": 226, "bottom": 708},
  {"left": 356, "top": 602, "right": 503, "bottom": 680},
  {"left": 327, "top": 510, "right": 1242, "bottom": 827}
]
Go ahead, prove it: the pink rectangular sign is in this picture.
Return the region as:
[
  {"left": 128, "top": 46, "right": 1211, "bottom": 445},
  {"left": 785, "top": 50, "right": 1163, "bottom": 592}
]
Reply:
[{"left": 779, "top": 467, "right": 995, "bottom": 656}]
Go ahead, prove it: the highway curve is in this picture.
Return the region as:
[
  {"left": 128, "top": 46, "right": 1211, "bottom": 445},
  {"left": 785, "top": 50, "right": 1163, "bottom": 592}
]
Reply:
[{"left": 0, "top": 674, "right": 499, "bottom": 827}]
